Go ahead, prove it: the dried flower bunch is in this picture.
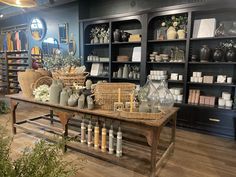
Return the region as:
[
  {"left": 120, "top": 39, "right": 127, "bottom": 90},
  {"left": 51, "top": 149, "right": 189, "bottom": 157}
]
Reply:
[
  {"left": 33, "top": 85, "right": 50, "bottom": 102},
  {"left": 90, "top": 25, "right": 110, "bottom": 39},
  {"left": 43, "top": 53, "right": 81, "bottom": 71},
  {"left": 161, "top": 15, "right": 188, "bottom": 30}
]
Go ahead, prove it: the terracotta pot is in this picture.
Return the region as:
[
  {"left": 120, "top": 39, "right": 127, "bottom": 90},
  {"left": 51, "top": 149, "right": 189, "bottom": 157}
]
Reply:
[
  {"left": 167, "top": 26, "right": 177, "bottom": 40},
  {"left": 18, "top": 69, "right": 42, "bottom": 98}
]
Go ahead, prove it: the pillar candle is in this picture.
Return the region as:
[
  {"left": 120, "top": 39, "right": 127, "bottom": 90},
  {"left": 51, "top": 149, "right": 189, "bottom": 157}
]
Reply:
[
  {"left": 116, "top": 127, "right": 122, "bottom": 157},
  {"left": 87, "top": 121, "right": 92, "bottom": 147},
  {"left": 81, "top": 120, "right": 86, "bottom": 143},
  {"left": 94, "top": 122, "right": 100, "bottom": 150},
  {"left": 118, "top": 88, "right": 121, "bottom": 102},
  {"left": 101, "top": 123, "right": 107, "bottom": 152},
  {"left": 109, "top": 125, "right": 114, "bottom": 154},
  {"left": 130, "top": 93, "right": 134, "bottom": 112}
]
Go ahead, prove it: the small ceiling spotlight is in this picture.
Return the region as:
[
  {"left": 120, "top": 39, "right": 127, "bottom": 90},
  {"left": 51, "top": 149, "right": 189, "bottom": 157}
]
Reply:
[{"left": 0, "top": 14, "right": 4, "bottom": 18}]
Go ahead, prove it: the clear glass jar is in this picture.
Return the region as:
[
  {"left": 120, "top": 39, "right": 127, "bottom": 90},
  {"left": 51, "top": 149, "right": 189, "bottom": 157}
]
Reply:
[
  {"left": 157, "top": 79, "right": 174, "bottom": 112},
  {"left": 138, "top": 75, "right": 160, "bottom": 112}
]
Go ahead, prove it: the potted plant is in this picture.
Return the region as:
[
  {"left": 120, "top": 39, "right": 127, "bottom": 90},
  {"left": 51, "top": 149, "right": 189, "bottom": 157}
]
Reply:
[
  {"left": 0, "top": 100, "right": 9, "bottom": 114},
  {"left": 161, "top": 15, "right": 188, "bottom": 40}
]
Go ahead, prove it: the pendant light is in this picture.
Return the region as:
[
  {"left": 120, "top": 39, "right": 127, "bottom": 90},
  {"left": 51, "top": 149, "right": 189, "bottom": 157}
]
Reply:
[{"left": 0, "top": 0, "right": 37, "bottom": 8}]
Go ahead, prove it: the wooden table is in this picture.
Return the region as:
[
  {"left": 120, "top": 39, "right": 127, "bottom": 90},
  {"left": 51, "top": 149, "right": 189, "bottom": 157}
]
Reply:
[{"left": 7, "top": 94, "right": 178, "bottom": 177}]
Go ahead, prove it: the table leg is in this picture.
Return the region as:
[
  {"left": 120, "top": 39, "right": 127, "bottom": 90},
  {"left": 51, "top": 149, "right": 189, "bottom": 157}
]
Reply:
[
  {"left": 57, "top": 112, "right": 72, "bottom": 152},
  {"left": 171, "top": 114, "right": 177, "bottom": 154},
  {"left": 150, "top": 127, "right": 161, "bottom": 177},
  {"left": 50, "top": 110, "right": 54, "bottom": 125},
  {"left": 10, "top": 100, "right": 19, "bottom": 135}
]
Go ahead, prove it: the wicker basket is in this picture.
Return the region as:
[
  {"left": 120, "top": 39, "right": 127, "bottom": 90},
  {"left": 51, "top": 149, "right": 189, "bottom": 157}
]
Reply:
[
  {"left": 32, "top": 76, "right": 53, "bottom": 90},
  {"left": 52, "top": 72, "right": 89, "bottom": 87},
  {"left": 94, "top": 83, "right": 136, "bottom": 110}
]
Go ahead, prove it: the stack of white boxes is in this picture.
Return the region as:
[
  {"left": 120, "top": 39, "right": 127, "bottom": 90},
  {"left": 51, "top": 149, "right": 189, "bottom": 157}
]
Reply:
[
  {"left": 170, "top": 88, "right": 183, "bottom": 103},
  {"left": 170, "top": 73, "right": 183, "bottom": 81},
  {"left": 149, "top": 70, "right": 168, "bottom": 80},
  {"left": 190, "top": 72, "right": 203, "bottom": 83},
  {"left": 218, "top": 92, "right": 233, "bottom": 108}
]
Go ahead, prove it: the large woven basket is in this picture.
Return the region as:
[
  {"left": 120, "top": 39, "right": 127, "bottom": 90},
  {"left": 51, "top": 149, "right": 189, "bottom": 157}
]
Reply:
[
  {"left": 94, "top": 83, "right": 136, "bottom": 110},
  {"left": 52, "top": 72, "right": 89, "bottom": 87}
]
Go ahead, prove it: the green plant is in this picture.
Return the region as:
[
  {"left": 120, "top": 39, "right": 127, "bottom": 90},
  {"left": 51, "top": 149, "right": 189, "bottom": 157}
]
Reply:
[
  {"left": 0, "top": 100, "right": 10, "bottom": 114},
  {"left": 0, "top": 125, "right": 77, "bottom": 177},
  {"left": 161, "top": 15, "right": 188, "bottom": 30}
]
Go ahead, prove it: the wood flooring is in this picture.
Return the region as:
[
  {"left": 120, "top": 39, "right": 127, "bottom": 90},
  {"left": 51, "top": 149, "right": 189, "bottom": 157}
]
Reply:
[{"left": 0, "top": 102, "right": 236, "bottom": 177}]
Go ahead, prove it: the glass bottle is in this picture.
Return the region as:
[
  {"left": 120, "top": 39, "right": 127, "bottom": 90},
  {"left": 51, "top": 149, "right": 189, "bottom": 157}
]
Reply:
[
  {"left": 157, "top": 79, "right": 174, "bottom": 112},
  {"left": 138, "top": 75, "right": 159, "bottom": 112}
]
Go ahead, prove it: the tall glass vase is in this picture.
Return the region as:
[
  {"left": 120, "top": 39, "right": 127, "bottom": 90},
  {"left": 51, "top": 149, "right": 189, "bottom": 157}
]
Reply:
[{"left": 157, "top": 79, "right": 174, "bottom": 112}]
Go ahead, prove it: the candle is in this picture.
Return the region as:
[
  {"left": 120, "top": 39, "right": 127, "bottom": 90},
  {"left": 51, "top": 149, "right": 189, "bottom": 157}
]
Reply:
[
  {"left": 81, "top": 120, "right": 86, "bottom": 143},
  {"left": 94, "top": 122, "right": 99, "bottom": 150},
  {"left": 87, "top": 121, "right": 92, "bottom": 147},
  {"left": 109, "top": 125, "right": 114, "bottom": 154},
  {"left": 116, "top": 127, "right": 122, "bottom": 157},
  {"left": 101, "top": 123, "right": 107, "bottom": 152},
  {"left": 130, "top": 92, "right": 134, "bottom": 112},
  {"left": 118, "top": 88, "right": 121, "bottom": 102}
]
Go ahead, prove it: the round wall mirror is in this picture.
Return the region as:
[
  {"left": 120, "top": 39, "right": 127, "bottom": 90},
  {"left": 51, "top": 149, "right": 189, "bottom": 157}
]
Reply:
[
  {"left": 42, "top": 37, "right": 59, "bottom": 57},
  {"left": 31, "top": 46, "right": 43, "bottom": 69},
  {"left": 30, "top": 18, "right": 46, "bottom": 41}
]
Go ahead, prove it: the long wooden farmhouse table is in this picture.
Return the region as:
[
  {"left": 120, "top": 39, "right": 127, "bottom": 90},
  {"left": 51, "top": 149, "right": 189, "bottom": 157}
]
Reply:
[{"left": 7, "top": 94, "right": 178, "bottom": 177}]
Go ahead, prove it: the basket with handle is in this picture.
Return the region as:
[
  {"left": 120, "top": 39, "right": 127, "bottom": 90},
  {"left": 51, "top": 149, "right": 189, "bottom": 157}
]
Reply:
[
  {"left": 94, "top": 83, "right": 136, "bottom": 110},
  {"left": 52, "top": 72, "right": 89, "bottom": 87}
]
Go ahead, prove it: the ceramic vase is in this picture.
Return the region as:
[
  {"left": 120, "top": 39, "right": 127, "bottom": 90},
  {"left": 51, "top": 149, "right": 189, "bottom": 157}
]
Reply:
[
  {"left": 122, "top": 64, "right": 129, "bottom": 79},
  {"left": 85, "top": 79, "right": 93, "bottom": 90},
  {"left": 78, "top": 94, "right": 85, "bottom": 109},
  {"left": 113, "top": 29, "right": 120, "bottom": 42},
  {"left": 18, "top": 69, "right": 42, "bottom": 98},
  {"left": 226, "top": 48, "right": 236, "bottom": 62},
  {"left": 177, "top": 29, "right": 185, "bottom": 39},
  {"left": 90, "top": 38, "right": 94, "bottom": 44},
  {"left": 200, "top": 45, "right": 211, "bottom": 62},
  {"left": 213, "top": 48, "right": 224, "bottom": 62},
  {"left": 49, "top": 80, "right": 62, "bottom": 104},
  {"left": 121, "top": 31, "right": 130, "bottom": 42},
  {"left": 60, "top": 88, "right": 69, "bottom": 106},
  {"left": 167, "top": 26, "right": 177, "bottom": 40},
  {"left": 104, "top": 36, "right": 109, "bottom": 43},
  {"left": 68, "top": 94, "right": 78, "bottom": 107},
  {"left": 87, "top": 96, "right": 94, "bottom": 110},
  {"left": 99, "top": 37, "right": 104, "bottom": 44},
  {"left": 57, "top": 80, "right": 64, "bottom": 90},
  {"left": 117, "top": 67, "right": 123, "bottom": 78},
  {"left": 94, "top": 36, "right": 99, "bottom": 44}
]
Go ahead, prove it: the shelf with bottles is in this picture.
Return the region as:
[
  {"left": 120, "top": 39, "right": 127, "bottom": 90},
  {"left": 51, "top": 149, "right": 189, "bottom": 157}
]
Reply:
[
  {"left": 86, "top": 54, "right": 110, "bottom": 63},
  {"left": 112, "top": 64, "right": 140, "bottom": 81}
]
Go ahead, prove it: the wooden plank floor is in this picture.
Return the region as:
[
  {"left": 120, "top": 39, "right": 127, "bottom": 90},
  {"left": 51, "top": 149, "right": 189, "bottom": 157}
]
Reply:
[{"left": 0, "top": 102, "right": 236, "bottom": 177}]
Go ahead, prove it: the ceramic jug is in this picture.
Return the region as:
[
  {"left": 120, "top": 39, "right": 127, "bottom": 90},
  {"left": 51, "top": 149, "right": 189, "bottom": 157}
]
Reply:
[
  {"left": 49, "top": 80, "right": 62, "bottom": 104},
  {"left": 87, "top": 96, "right": 94, "bottom": 110},
  {"left": 57, "top": 80, "right": 64, "bottom": 89},
  {"left": 117, "top": 67, "right": 123, "bottom": 78},
  {"left": 177, "top": 29, "right": 185, "bottom": 39},
  {"left": 78, "top": 94, "right": 85, "bottom": 109},
  {"left": 226, "top": 48, "right": 236, "bottom": 62},
  {"left": 213, "top": 48, "right": 224, "bottom": 62},
  {"left": 60, "top": 88, "right": 69, "bottom": 106},
  {"left": 18, "top": 69, "right": 42, "bottom": 98}
]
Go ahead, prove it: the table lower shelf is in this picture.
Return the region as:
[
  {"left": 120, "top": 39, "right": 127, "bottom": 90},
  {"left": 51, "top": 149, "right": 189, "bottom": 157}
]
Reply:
[{"left": 14, "top": 115, "right": 174, "bottom": 176}]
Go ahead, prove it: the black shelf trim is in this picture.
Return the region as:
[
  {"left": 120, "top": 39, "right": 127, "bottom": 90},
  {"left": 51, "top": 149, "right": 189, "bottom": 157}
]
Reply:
[
  {"left": 148, "top": 39, "right": 186, "bottom": 43},
  {"left": 189, "top": 62, "right": 236, "bottom": 65},
  {"left": 112, "top": 41, "right": 141, "bottom": 45},
  {"left": 85, "top": 43, "right": 109, "bottom": 46},
  {"left": 112, "top": 77, "right": 140, "bottom": 81},
  {"left": 147, "top": 61, "right": 185, "bottom": 64},
  {"left": 112, "top": 61, "right": 141, "bottom": 64},
  {"left": 190, "top": 36, "right": 236, "bottom": 41},
  {"left": 86, "top": 61, "right": 109, "bottom": 63},
  {"left": 187, "top": 82, "right": 235, "bottom": 87}
]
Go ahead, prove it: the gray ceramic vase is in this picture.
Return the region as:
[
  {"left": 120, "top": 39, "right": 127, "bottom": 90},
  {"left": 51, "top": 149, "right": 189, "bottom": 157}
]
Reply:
[
  {"left": 49, "top": 80, "right": 62, "bottom": 104},
  {"left": 60, "top": 88, "right": 69, "bottom": 106}
]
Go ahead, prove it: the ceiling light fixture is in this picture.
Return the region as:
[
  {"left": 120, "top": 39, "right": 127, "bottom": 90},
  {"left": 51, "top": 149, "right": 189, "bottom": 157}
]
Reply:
[
  {"left": 0, "top": 0, "right": 37, "bottom": 8},
  {"left": 0, "top": 14, "right": 4, "bottom": 18}
]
